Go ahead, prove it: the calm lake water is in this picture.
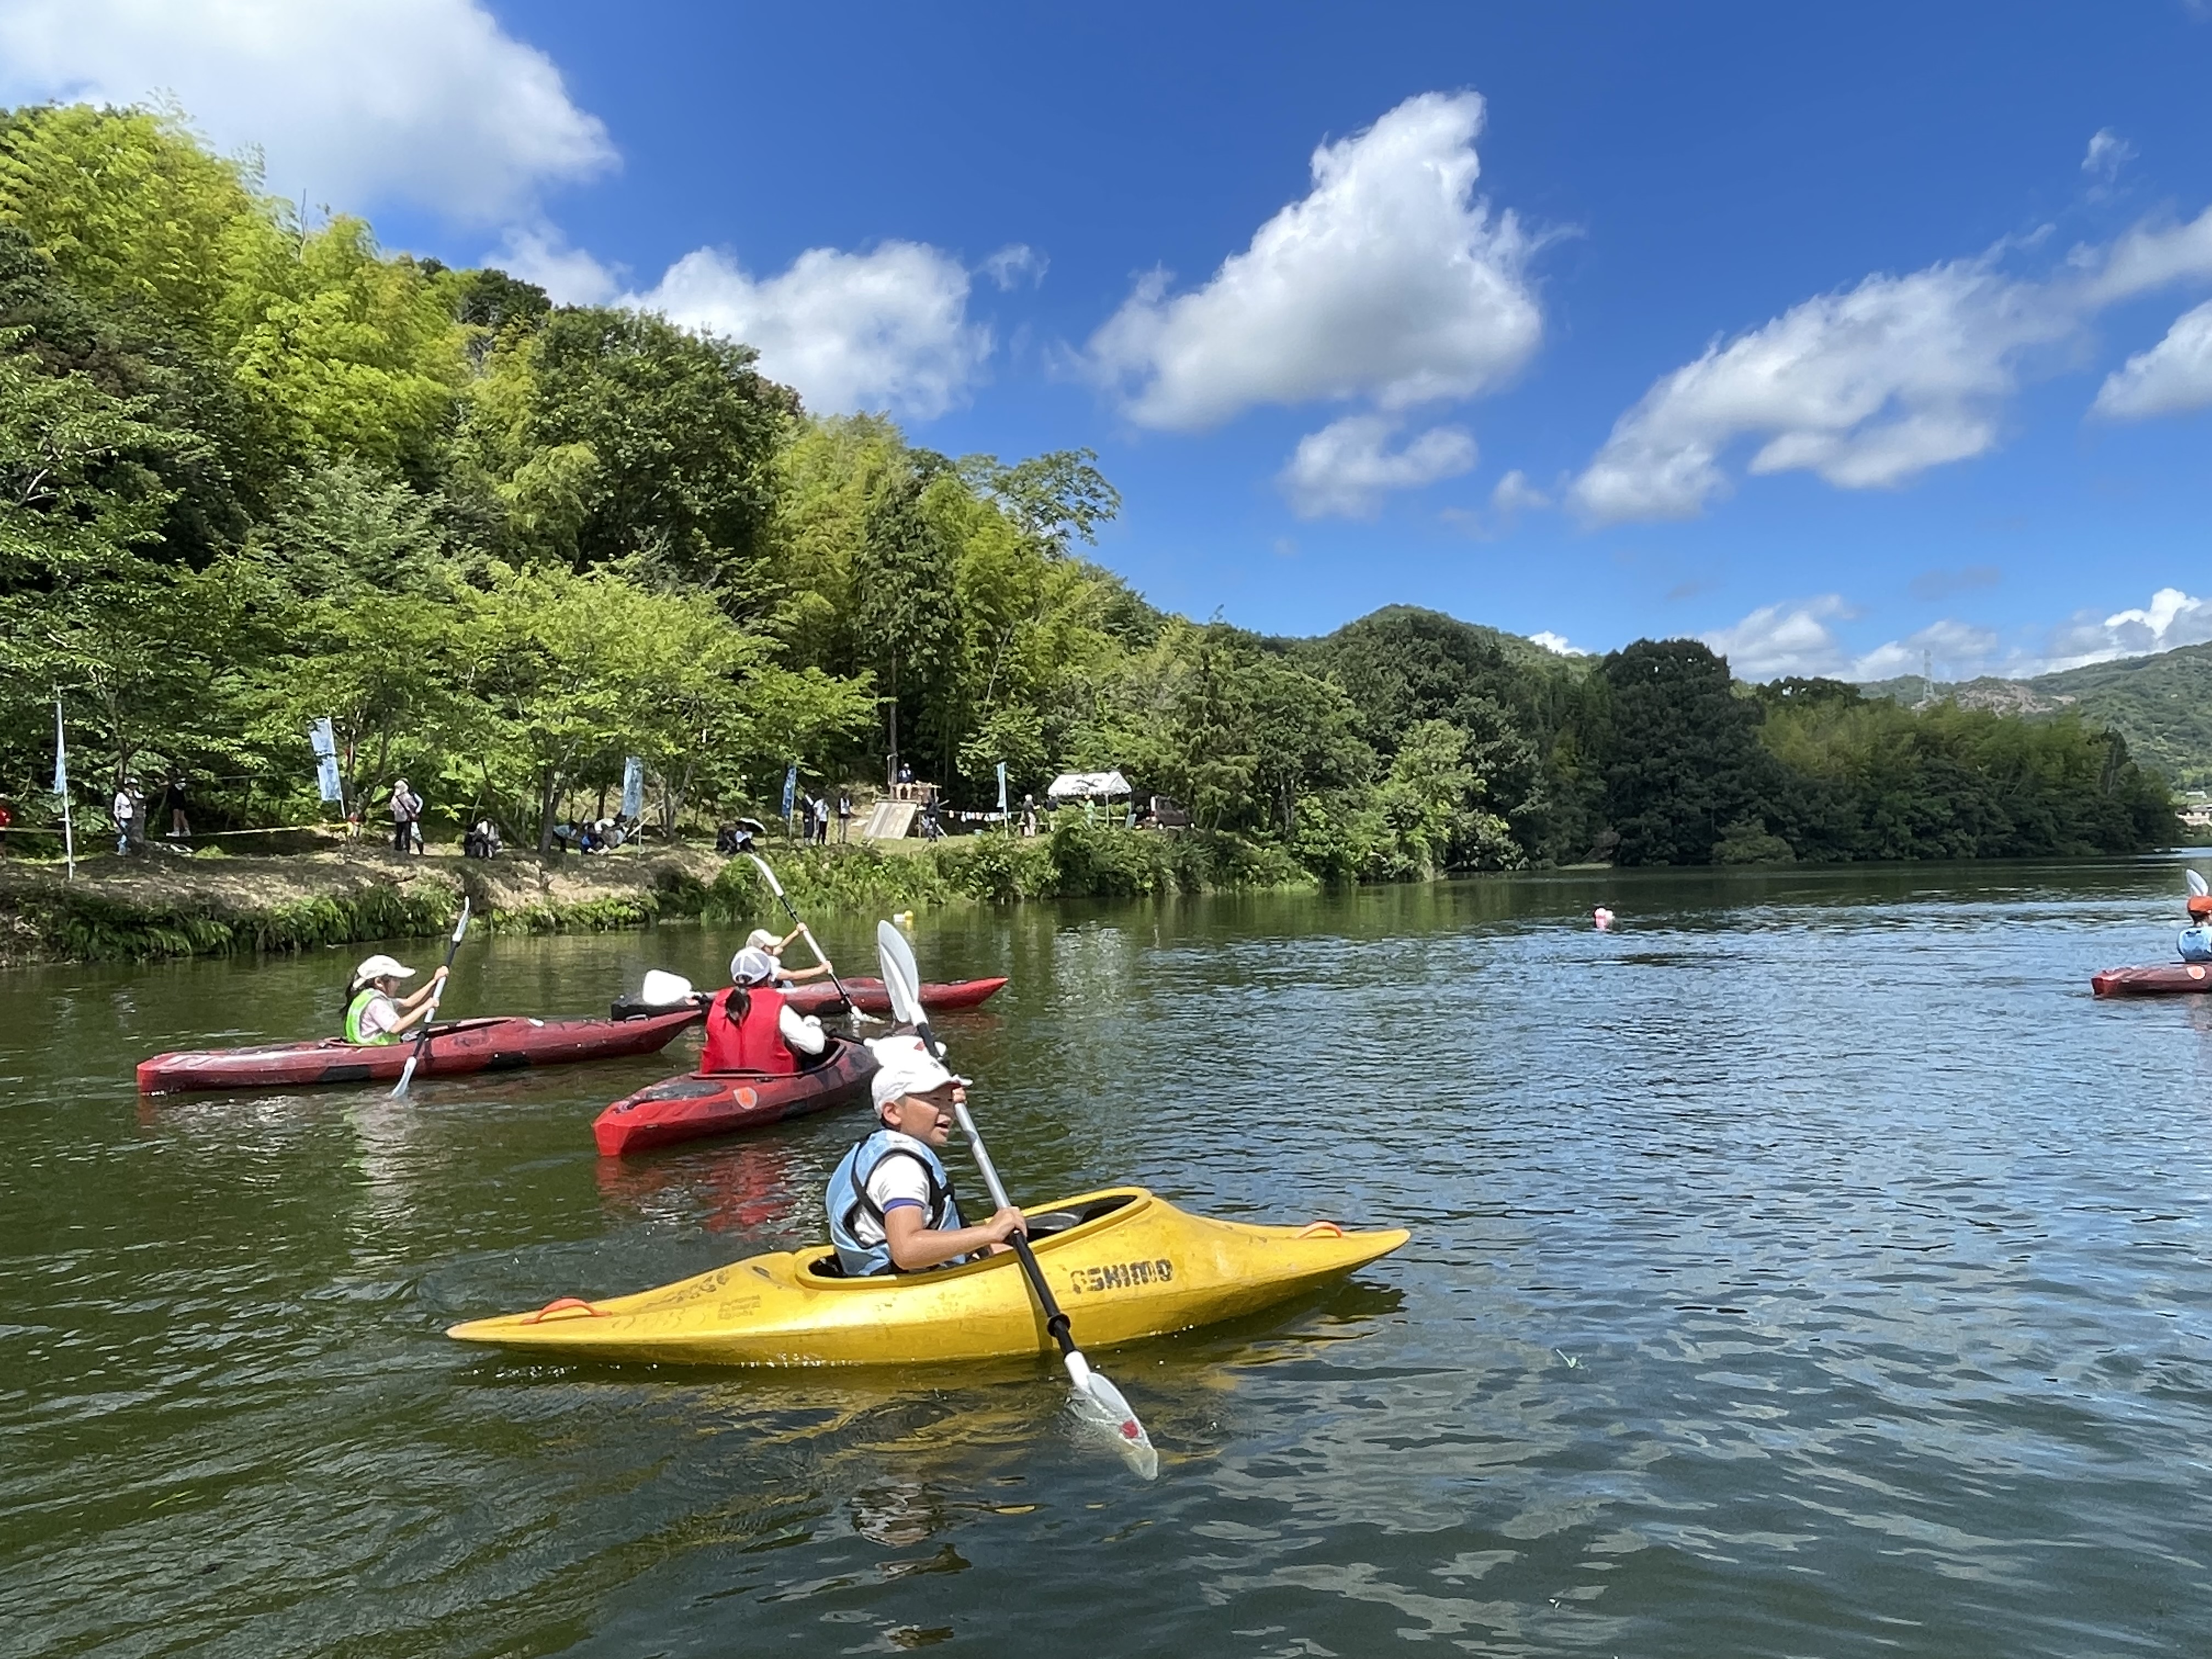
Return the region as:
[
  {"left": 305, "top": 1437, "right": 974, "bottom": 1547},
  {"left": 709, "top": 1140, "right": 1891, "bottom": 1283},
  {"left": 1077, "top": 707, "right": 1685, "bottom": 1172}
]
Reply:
[{"left": 7, "top": 858, "right": 2212, "bottom": 1657}]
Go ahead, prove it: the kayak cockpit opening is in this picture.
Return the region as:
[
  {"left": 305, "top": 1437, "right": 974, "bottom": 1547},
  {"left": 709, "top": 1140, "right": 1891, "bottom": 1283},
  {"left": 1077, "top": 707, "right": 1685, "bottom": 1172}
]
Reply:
[{"left": 801, "top": 1192, "right": 1141, "bottom": 1279}]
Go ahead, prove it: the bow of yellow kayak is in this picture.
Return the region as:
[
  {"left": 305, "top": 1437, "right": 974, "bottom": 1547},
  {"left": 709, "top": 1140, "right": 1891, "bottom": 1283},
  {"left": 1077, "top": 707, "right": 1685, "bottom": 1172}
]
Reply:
[{"left": 446, "top": 1187, "right": 1408, "bottom": 1367}]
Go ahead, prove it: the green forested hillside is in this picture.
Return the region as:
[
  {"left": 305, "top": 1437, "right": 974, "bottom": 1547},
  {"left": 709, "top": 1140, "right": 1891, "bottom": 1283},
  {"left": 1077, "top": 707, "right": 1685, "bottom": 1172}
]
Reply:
[
  {"left": 1863, "top": 642, "right": 2212, "bottom": 791},
  {"left": 0, "top": 103, "right": 2176, "bottom": 873}
]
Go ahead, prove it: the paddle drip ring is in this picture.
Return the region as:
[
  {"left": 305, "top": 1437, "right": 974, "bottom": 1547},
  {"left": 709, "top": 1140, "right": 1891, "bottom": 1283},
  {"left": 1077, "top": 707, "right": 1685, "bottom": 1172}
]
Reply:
[
  {"left": 1296, "top": 1221, "right": 1345, "bottom": 1238},
  {"left": 521, "top": 1296, "right": 608, "bottom": 1324}
]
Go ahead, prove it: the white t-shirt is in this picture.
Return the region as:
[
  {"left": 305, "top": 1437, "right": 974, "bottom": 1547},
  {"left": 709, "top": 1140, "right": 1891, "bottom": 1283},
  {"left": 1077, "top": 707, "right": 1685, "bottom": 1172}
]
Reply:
[
  {"left": 113, "top": 789, "right": 134, "bottom": 825},
  {"left": 357, "top": 994, "right": 404, "bottom": 1039},
  {"left": 778, "top": 1005, "right": 826, "bottom": 1055},
  {"left": 845, "top": 1134, "right": 938, "bottom": 1250}
]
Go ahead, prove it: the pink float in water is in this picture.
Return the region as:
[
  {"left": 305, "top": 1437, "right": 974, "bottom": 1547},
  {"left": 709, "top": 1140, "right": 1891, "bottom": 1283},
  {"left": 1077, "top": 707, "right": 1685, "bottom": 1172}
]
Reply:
[{"left": 1593, "top": 907, "right": 1615, "bottom": 932}]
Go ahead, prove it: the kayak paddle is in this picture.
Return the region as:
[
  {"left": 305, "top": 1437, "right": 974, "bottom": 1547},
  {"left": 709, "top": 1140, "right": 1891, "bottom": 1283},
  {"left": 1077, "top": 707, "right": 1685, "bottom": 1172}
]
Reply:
[
  {"left": 392, "top": 897, "right": 469, "bottom": 1098},
  {"left": 748, "top": 853, "right": 879, "bottom": 1024},
  {"left": 2190, "top": 870, "right": 2207, "bottom": 899},
  {"left": 874, "top": 919, "right": 1158, "bottom": 1480}
]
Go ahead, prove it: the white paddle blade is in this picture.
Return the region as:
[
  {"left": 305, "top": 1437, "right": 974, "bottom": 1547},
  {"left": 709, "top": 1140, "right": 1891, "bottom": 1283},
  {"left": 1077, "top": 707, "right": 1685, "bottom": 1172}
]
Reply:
[
  {"left": 746, "top": 853, "right": 787, "bottom": 898},
  {"left": 876, "top": 921, "right": 927, "bottom": 1026},
  {"left": 1064, "top": 1356, "right": 1158, "bottom": 1480},
  {"left": 640, "top": 969, "right": 695, "bottom": 1006},
  {"left": 2190, "top": 869, "right": 2207, "bottom": 898}
]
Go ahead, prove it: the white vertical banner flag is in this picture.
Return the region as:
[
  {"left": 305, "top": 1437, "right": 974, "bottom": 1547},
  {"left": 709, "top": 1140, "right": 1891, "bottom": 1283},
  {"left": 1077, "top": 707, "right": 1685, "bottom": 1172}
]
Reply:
[
  {"left": 996, "top": 761, "right": 1008, "bottom": 812},
  {"left": 309, "top": 718, "right": 342, "bottom": 803},
  {"left": 620, "top": 756, "right": 645, "bottom": 820},
  {"left": 51, "top": 695, "right": 67, "bottom": 795}
]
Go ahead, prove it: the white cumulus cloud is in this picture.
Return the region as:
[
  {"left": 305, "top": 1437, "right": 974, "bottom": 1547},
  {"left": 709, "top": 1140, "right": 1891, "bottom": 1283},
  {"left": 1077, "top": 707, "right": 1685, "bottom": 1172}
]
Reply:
[
  {"left": 1278, "top": 415, "right": 1476, "bottom": 518},
  {"left": 627, "top": 241, "right": 992, "bottom": 419},
  {"left": 1087, "top": 91, "right": 1541, "bottom": 431},
  {"left": 2081, "top": 128, "right": 2136, "bottom": 182},
  {"left": 1572, "top": 261, "right": 2068, "bottom": 523},
  {"left": 2041, "top": 586, "right": 2212, "bottom": 673},
  {"left": 1530, "top": 630, "right": 1584, "bottom": 656},
  {"left": 1701, "top": 596, "right": 1855, "bottom": 680},
  {"left": 1489, "top": 469, "right": 1551, "bottom": 514},
  {"left": 2094, "top": 298, "right": 2212, "bottom": 419},
  {"left": 1847, "top": 619, "right": 2002, "bottom": 682},
  {"left": 493, "top": 226, "right": 620, "bottom": 306},
  {"left": 0, "top": 0, "right": 614, "bottom": 223},
  {"left": 1576, "top": 202, "right": 2212, "bottom": 524}
]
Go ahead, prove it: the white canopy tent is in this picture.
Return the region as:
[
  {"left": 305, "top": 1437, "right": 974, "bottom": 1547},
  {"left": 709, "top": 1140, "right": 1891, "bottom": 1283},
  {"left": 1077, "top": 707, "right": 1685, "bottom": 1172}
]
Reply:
[{"left": 1046, "top": 770, "right": 1131, "bottom": 801}]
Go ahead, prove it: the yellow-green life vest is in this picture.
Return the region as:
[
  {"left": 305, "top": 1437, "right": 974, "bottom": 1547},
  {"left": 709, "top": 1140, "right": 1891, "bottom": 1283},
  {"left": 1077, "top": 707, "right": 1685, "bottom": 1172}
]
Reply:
[{"left": 346, "top": 987, "right": 399, "bottom": 1045}]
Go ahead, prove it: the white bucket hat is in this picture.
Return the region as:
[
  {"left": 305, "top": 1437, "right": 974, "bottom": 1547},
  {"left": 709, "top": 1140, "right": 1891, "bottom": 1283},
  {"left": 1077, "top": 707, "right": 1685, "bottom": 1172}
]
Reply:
[
  {"left": 354, "top": 953, "right": 415, "bottom": 982},
  {"left": 865, "top": 1034, "right": 970, "bottom": 1112},
  {"left": 744, "top": 928, "right": 782, "bottom": 952}
]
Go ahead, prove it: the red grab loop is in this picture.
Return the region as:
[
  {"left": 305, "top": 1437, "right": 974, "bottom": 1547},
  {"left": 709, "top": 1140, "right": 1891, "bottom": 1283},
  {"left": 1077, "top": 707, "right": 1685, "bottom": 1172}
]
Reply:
[
  {"left": 521, "top": 1296, "right": 607, "bottom": 1324},
  {"left": 1296, "top": 1221, "right": 1345, "bottom": 1239}
]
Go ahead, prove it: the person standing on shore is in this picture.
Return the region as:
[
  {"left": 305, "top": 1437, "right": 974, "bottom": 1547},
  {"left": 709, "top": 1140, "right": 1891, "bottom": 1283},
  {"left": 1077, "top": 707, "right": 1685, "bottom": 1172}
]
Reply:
[
  {"left": 162, "top": 776, "right": 191, "bottom": 838},
  {"left": 390, "top": 778, "right": 422, "bottom": 854},
  {"left": 111, "top": 780, "right": 140, "bottom": 855},
  {"left": 837, "top": 792, "right": 853, "bottom": 843}
]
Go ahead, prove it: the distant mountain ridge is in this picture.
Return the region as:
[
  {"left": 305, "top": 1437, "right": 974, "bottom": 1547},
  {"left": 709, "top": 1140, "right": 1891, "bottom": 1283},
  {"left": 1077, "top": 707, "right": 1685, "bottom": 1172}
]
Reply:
[{"left": 1860, "top": 641, "right": 2212, "bottom": 791}]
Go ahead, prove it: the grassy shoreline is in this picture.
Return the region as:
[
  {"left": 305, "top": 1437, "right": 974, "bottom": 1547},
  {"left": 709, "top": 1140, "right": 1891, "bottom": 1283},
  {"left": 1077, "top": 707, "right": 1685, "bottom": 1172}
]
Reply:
[{"left": 0, "top": 823, "right": 1318, "bottom": 967}]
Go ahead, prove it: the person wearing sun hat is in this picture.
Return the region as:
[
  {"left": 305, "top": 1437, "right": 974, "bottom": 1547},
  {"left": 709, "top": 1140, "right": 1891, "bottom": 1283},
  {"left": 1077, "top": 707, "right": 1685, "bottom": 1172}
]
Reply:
[
  {"left": 742, "top": 925, "right": 836, "bottom": 985},
  {"left": 699, "top": 945, "right": 828, "bottom": 1073},
  {"left": 343, "top": 953, "right": 449, "bottom": 1045},
  {"left": 823, "top": 1035, "right": 1027, "bottom": 1276}
]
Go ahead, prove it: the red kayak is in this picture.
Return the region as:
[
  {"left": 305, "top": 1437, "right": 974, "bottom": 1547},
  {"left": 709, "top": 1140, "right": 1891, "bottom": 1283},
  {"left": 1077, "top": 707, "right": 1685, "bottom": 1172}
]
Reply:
[
  {"left": 137, "top": 1007, "right": 705, "bottom": 1095},
  {"left": 2091, "top": 962, "right": 2212, "bottom": 997},
  {"left": 782, "top": 976, "right": 1007, "bottom": 1018},
  {"left": 592, "top": 1035, "right": 877, "bottom": 1156}
]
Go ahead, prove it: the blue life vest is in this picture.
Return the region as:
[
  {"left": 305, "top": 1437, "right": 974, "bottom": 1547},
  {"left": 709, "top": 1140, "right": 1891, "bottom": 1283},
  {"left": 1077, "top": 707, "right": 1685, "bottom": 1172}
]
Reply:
[
  {"left": 2180, "top": 926, "right": 2212, "bottom": 963},
  {"left": 825, "top": 1129, "right": 964, "bottom": 1277}
]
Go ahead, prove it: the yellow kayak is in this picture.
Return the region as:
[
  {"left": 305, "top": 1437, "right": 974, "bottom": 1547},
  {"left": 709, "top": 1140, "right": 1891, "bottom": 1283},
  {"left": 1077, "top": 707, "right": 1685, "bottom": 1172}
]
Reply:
[{"left": 446, "top": 1187, "right": 1409, "bottom": 1366}]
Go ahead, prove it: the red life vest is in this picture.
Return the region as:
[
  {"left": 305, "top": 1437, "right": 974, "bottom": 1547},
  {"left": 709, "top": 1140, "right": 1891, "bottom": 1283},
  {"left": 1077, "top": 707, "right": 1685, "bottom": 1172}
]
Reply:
[{"left": 701, "top": 985, "right": 800, "bottom": 1075}]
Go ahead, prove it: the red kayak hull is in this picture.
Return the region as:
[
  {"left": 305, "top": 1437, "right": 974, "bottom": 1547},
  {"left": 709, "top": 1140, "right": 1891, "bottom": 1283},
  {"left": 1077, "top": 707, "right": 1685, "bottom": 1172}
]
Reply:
[
  {"left": 2091, "top": 962, "right": 2212, "bottom": 997},
  {"left": 592, "top": 1035, "right": 878, "bottom": 1156},
  {"left": 782, "top": 976, "right": 1007, "bottom": 1017},
  {"left": 136, "top": 1007, "right": 705, "bottom": 1094}
]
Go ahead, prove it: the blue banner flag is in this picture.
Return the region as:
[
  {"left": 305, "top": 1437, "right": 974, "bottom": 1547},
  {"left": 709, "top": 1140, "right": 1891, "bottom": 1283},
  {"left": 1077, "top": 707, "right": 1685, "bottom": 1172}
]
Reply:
[
  {"left": 996, "top": 760, "right": 1008, "bottom": 812},
  {"left": 781, "top": 764, "right": 797, "bottom": 820},
  {"left": 309, "top": 716, "right": 337, "bottom": 759},
  {"left": 315, "top": 755, "right": 343, "bottom": 803},
  {"left": 51, "top": 696, "right": 66, "bottom": 795},
  {"left": 621, "top": 756, "right": 645, "bottom": 820}
]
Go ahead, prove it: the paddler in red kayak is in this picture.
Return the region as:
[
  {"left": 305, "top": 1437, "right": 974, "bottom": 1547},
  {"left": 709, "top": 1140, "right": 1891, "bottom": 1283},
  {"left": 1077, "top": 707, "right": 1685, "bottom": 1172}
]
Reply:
[
  {"left": 699, "top": 946, "right": 827, "bottom": 1073},
  {"left": 344, "top": 953, "right": 450, "bottom": 1045},
  {"left": 743, "top": 926, "right": 838, "bottom": 986}
]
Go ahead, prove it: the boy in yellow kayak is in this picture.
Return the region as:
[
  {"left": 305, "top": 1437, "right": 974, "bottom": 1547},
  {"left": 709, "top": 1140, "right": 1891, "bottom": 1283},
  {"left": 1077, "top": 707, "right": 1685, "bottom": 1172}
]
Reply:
[{"left": 826, "top": 1036, "right": 1026, "bottom": 1275}]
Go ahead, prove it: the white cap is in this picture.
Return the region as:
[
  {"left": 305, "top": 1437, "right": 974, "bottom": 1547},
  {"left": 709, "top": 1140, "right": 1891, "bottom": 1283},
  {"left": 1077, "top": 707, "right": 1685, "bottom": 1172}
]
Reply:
[
  {"left": 866, "top": 1034, "right": 969, "bottom": 1112},
  {"left": 730, "top": 947, "right": 777, "bottom": 985},
  {"left": 744, "top": 928, "right": 781, "bottom": 951},
  {"left": 354, "top": 953, "right": 415, "bottom": 981}
]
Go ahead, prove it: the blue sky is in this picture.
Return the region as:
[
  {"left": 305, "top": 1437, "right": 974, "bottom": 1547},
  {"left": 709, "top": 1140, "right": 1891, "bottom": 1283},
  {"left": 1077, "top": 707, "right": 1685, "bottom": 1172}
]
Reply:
[{"left": 4, "top": 1, "right": 2209, "bottom": 678}]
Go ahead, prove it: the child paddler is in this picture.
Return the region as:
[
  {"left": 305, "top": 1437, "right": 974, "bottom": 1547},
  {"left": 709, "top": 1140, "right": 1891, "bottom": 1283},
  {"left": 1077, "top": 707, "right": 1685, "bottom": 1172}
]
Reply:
[
  {"left": 700, "top": 947, "right": 827, "bottom": 1073},
  {"left": 826, "top": 1035, "right": 1026, "bottom": 1275},
  {"left": 343, "top": 953, "right": 449, "bottom": 1045},
  {"left": 743, "top": 927, "right": 837, "bottom": 986}
]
